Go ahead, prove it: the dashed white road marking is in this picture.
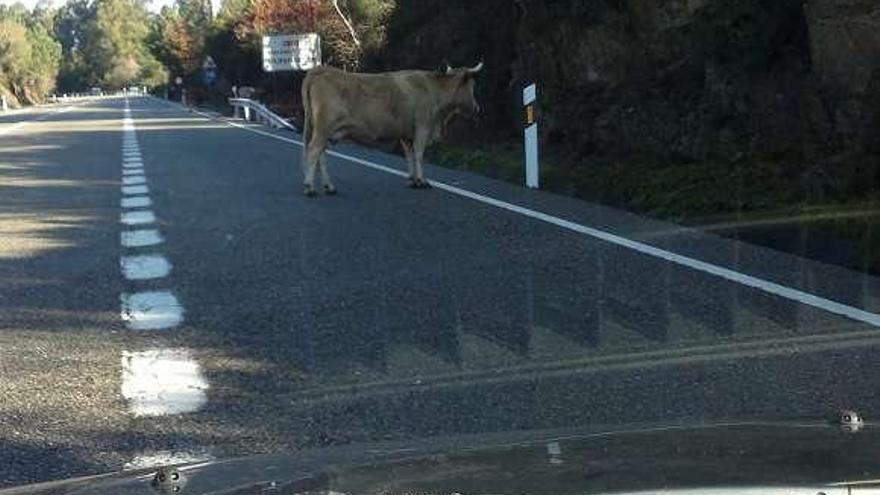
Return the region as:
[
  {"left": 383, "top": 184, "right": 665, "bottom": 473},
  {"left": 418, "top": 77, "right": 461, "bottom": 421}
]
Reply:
[
  {"left": 121, "top": 349, "right": 207, "bottom": 416},
  {"left": 122, "top": 161, "right": 143, "bottom": 169},
  {"left": 121, "top": 210, "right": 155, "bottom": 225},
  {"left": 121, "top": 254, "right": 171, "bottom": 280},
  {"left": 121, "top": 196, "right": 153, "bottom": 208},
  {"left": 122, "top": 184, "right": 149, "bottom": 195},
  {"left": 122, "top": 175, "right": 147, "bottom": 185},
  {"left": 121, "top": 229, "right": 163, "bottom": 248},
  {"left": 124, "top": 449, "right": 214, "bottom": 471},
  {"left": 122, "top": 168, "right": 145, "bottom": 176},
  {"left": 121, "top": 195, "right": 151, "bottom": 208},
  {"left": 121, "top": 291, "right": 184, "bottom": 330}
]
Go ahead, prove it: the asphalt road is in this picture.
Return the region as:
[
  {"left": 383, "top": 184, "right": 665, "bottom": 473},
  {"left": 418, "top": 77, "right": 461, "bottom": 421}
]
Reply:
[{"left": 3, "top": 96, "right": 880, "bottom": 487}]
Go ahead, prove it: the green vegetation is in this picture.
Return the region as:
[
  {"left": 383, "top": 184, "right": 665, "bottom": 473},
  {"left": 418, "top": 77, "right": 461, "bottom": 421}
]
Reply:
[
  {"left": 1, "top": 0, "right": 395, "bottom": 105},
  {"left": 429, "top": 142, "right": 880, "bottom": 226},
  {"left": 0, "top": 3, "right": 61, "bottom": 105}
]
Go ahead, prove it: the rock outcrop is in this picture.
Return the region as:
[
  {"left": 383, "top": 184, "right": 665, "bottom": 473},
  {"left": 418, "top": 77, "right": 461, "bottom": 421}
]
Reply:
[{"left": 371, "top": 0, "right": 879, "bottom": 167}]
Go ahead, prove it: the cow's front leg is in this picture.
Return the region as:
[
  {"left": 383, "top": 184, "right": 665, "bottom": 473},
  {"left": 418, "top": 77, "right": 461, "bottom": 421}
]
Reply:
[
  {"left": 401, "top": 140, "right": 418, "bottom": 187},
  {"left": 411, "top": 132, "right": 431, "bottom": 189}
]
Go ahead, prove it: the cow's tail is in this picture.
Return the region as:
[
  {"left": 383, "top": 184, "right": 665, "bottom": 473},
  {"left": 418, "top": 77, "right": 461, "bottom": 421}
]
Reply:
[{"left": 301, "top": 72, "right": 313, "bottom": 160}]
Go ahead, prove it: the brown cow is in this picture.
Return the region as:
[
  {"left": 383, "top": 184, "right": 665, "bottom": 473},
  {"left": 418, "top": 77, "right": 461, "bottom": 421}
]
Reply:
[{"left": 300, "top": 63, "right": 483, "bottom": 196}]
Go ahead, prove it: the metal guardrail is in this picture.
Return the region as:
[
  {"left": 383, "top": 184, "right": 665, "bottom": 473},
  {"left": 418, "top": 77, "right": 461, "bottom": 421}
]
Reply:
[{"left": 228, "top": 98, "right": 297, "bottom": 131}]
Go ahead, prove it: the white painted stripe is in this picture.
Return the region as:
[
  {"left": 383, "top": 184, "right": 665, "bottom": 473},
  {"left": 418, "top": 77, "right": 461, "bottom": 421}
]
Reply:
[
  {"left": 525, "top": 123, "right": 539, "bottom": 189},
  {"left": 523, "top": 83, "right": 537, "bottom": 105},
  {"left": 0, "top": 121, "right": 30, "bottom": 136},
  {"left": 0, "top": 105, "right": 70, "bottom": 136},
  {"left": 122, "top": 168, "right": 145, "bottom": 176},
  {"left": 121, "top": 349, "right": 206, "bottom": 415},
  {"left": 120, "top": 291, "right": 184, "bottom": 330},
  {"left": 123, "top": 153, "right": 142, "bottom": 159},
  {"left": 121, "top": 254, "right": 171, "bottom": 280},
  {"left": 201, "top": 104, "right": 880, "bottom": 329},
  {"left": 121, "top": 195, "right": 151, "bottom": 208},
  {"left": 122, "top": 161, "right": 143, "bottom": 168},
  {"left": 121, "top": 229, "right": 163, "bottom": 248},
  {"left": 122, "top": 175, "right": 147, "bottom": 185},
  {"left": 124, "top": 449, "right": 214, "bottom": 471},
  {"left": 120, "top": 210, "right": 155, "bottom": 225},
  {"left": 122, "top": 184, "right": 149, "bottom": 195}
]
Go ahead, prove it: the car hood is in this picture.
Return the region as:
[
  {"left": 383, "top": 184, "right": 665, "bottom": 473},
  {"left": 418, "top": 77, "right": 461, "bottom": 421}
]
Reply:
[{"left": 4, "top": 421, "right": 880, "bottom": 495}]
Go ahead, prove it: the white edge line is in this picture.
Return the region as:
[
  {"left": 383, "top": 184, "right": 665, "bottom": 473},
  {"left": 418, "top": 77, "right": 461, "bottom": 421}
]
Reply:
[{"left": 168, "top": 98, "right": 880, "bottom": 328}]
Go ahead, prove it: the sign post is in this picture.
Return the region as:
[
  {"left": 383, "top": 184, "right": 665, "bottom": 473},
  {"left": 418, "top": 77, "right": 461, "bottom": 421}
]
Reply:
[
  {"left": 523, "top": 83, "right": 539, "bottom": 189},
  {"left": 202, "top": 56, "right": 218, "bottom": 87},
  {"left": 262, "top": 34, "right": 321, "bottom": 72}
]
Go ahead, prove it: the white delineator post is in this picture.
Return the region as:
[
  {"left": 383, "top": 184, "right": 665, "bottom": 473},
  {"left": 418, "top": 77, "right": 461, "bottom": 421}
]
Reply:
[{"left": 523, "top": 83, "right": 539, "bottom": 189}]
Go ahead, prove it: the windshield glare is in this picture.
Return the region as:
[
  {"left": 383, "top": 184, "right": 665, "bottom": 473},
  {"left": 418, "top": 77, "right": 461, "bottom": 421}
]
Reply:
[{"left": 1, "top": 0, "right": 879, "bottom": 491}]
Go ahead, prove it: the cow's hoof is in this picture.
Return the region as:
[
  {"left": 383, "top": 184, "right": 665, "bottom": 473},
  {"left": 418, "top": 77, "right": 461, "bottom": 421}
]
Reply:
[
  {"left": 410, "top": 178, "right": 431, "bottom": 189},
  {"left": 324, "top": 185, "right": 338, "bottom": 196},
  {"left": 304, "top": 186, "right": 317, "bottom": 197},
  {"left": 407, "top": 178, "right": 419, "bottom": 188}
]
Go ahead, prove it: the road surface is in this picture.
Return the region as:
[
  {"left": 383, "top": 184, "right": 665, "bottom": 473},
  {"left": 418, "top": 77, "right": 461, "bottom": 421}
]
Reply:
[{"left": 3, "top": 97, "right": 880, "bottom": 487}]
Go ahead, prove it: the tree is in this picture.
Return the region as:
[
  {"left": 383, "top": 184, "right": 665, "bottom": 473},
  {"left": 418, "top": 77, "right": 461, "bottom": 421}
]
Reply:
[
  {"left": 54, "top": 0, "right": 94, "bottom": 91},
  {"left": 216, "top": 0, "right": 250, "bottom": 28},
  {"left": 0, "top": 20, "right": 32, "bottom": 89},
  {"left": 235, "top": 0, "right": 393, "bottom": 68},
  {"left": 25, "top": 21, "right": 62, "bottom": 96},
  {"left": 1, "top": 9, "right": 60, "bottom": 102},
  {"left": 75, "top": 0, "right": 165, "bottom": 88}
]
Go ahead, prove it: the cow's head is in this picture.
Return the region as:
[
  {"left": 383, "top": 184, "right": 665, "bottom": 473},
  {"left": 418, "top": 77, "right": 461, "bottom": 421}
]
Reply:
[{"left": 440, "top": 62, "right": 484, "bottom": 116}]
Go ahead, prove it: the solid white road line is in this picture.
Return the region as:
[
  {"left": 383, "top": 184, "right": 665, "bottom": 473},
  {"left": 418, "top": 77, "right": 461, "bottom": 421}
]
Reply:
[
  {"left": 121, "top": 229, "right": 163, "bottom": 248},
  {"left": 121, "top": 254, "right": 171, "bottom": 280},
  {"left": 121, "top": 210, "right": 156, "bottom": 225},
  {"left": 0, "top": 104, "right": 78, "bottom": 136},
  {"left": 120, "top": 291, "right": 184, "bottom": 330},
  {"left": 186, "top": 105, "right": 880, "bottom": 329}
]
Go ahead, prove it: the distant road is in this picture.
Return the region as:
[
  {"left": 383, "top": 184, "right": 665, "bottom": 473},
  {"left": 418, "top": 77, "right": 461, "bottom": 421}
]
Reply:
[{"left": 2, "top": 96, "right": 880, "bottom": 487}]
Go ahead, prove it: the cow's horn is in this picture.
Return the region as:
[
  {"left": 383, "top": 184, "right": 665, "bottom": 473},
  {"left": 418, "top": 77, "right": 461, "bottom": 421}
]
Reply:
[{"left": 468, "top": 61, "right": 484, "bottom": 74}]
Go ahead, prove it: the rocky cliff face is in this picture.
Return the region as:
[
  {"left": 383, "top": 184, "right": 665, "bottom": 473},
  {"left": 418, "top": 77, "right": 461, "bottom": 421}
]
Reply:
[{"left": 370, "top": 0, "right": 879, "bottom": 168}]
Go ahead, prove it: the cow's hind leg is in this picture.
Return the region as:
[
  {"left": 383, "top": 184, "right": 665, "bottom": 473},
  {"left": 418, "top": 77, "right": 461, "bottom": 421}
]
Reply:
[
  {"left": 303, "top": 137, "right": 325, "bottom": 196},
  {"left": 318, "top": 154, "right": 336, "bottom": 195}
]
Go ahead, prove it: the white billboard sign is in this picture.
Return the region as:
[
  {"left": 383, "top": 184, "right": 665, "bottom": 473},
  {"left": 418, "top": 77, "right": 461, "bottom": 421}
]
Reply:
[{"left": 262, "top": 34, "right": 321, "bottom": 72}]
